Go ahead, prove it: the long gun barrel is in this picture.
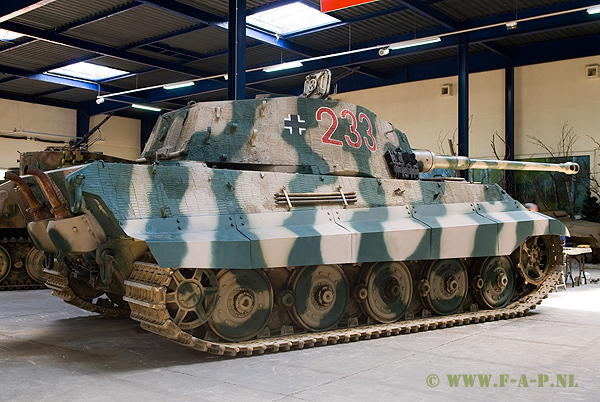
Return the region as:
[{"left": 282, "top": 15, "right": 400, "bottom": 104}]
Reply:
[{"left": 413, "top": 149, "right": 579, "bottom": 175}]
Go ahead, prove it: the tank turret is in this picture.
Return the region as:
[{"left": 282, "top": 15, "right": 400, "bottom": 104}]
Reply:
[{"left": 6, "top": 71, "right": 576, "bottom": 355}]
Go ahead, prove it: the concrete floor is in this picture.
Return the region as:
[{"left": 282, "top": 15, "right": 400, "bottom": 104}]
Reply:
[{"left": 1, "top": 274, "right": 599, "bottom": 402}]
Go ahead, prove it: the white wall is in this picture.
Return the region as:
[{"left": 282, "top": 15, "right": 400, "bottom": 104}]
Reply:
[
  {"left": 0, "top": 99, "right": 141, "bottom": 168},
  {"left": 0, "top": 99, "right": 76, "bottom": 169},
  {"left": 334, "top": 56, "right": 600, "bottom": 172},
  {"left": 516, "top": 57, "right": 600, "bottom": 167},
  {"left": 88, "top": 114, "right": 141, "bottom": 161}
]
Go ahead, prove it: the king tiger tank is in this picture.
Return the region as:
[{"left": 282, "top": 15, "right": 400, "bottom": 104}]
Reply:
[
  {"left": 0, "top": 114, "right": 129, "bottom": 290},
  {"left": 7, "top": 71, "right": 578, "bottom": 356}
]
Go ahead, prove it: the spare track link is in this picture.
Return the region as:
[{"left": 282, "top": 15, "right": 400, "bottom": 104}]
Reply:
[
  {"left": 124, "top": 261, "right": 561, "bottom": 357},
  {"left": 44, "top": 266, "right": 129, "bottom": 317},
  {"left": 0, "top": 237, "right": 46, "bottom": 291}
]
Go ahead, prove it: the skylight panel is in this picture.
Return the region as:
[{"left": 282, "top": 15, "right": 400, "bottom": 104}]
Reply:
[
  {"left": 46, "top": 62, "right": 128, "bottom": 81},
  {"left": 0, "top": 29, "right": 24, "bottom": 41},
  {"left": 247, "top": 2, "right": 340, "bottom": 36}
]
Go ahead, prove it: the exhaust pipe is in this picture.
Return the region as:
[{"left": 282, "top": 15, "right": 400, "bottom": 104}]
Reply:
[
  {"left": 24, "top": 166, "right": 73, "bottom": 220},
  {"left": 4, "top": 171, "right": 53, "bottom": 221}
]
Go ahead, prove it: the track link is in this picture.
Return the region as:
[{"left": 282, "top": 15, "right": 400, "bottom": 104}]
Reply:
[
  {"left": 124, "top": 261, "right": 561, "bottom": 357},
  {"left": 44, "top": 264, "right": 129, "bottom": 317}
]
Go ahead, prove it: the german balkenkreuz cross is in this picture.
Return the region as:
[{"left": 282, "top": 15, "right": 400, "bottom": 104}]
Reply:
[{"left": 284, "top": 114, "right": 306, "bottom": 136}]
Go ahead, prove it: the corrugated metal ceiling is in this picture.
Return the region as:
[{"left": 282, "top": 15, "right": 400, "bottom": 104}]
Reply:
[
  {"left": 0, "top": 41, "right": 93, "bottom": 71},
  {"left": 0, "top": 0, "right": 597, "bottom": 116},
  {"left": 63, "top": 5, "right": 197, "bottom": 48},
  {"left": 12, "top": 0, "right": 130, "bottom": 30}
]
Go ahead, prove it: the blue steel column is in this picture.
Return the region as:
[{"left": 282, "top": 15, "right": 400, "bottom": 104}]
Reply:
[
  {"left": 458, "top": 38, "right": 469, "bottom": 179},
  {"left": 228, "top": 0, "right": 246, "bottom": 100},
  {"left": 505, "top": 63, "right": 515, "bottom": 196}
]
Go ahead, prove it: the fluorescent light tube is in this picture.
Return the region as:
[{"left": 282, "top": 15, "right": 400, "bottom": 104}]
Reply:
[
  {"left": 132, "top": 104, "right": 161, "bottom": 112},
  {"left": 388, "top": 37, "right": 441, "bottom": 50},
  {"left": 163, "top": 81, "right": 195, "bottom": 90},
  {"left": 263, "top": 61, "right": 303, "bottom": 73},
  {"left": 587, "top": 5, "right": 600, "bottom": 14}
]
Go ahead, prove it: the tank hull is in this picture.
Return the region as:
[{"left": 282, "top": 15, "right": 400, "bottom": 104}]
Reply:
[
  {"left": 21, "top": 161, "right": 567, "bottom": 355},
  {"left": 55, "top": 161, "right": 566, "bottom": 269}
]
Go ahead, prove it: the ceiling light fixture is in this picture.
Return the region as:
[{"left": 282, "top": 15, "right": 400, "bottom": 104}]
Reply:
[
  {"left": 132, "top": 104, "right": 161, "bottom": 112},
  {"left": 588, "top": 5, "right": 600, "bottom": 14},
  {"left": 163, "top": 81, "right": 195, "bottom": 90},
  {"left": 263, "top": 61, "right": 303, "bottom": 72},
  {"left": 388, "top": 37, "right": 441, "bottom": 50}
]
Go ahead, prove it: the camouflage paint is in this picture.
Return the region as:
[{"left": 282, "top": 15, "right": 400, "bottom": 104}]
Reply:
[{"left": 21, "top": 95, "right": 568, "bottom": 275}]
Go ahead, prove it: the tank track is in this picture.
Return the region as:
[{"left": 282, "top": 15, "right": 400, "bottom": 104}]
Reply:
[
  {"left": 0, "top": 237, "right": 47, "bottom": 291},
  {"left": 123, "top": 261, "right": 561, "bottom": 357},
  {"left": 44, "top": 264, "right": 129, "bottom": 317}
]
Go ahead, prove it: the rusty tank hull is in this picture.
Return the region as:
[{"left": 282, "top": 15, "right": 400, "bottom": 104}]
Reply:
[
  {"left": 0, "top": 147, "right": 130, "bottom": 290},
  {"left": 9, "top": 71, "right": 575, "bottom": 355}
]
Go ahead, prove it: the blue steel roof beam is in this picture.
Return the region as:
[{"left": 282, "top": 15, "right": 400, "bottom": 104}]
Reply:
[
  {"left": 0, "top": 3, "right": 148, "bottom": 92},
  {"left": 19, "top": 24, "right": 211, "bottom": 100},
  {"left": 465, "top": 10, "right": 600, "bottom": 44},
  {"left": 0, "top": 64, "right": 146, "bottom": 102},
  {"left": 394, "top": 0, "right": 511, "bottom": 58},
  {"left": 139, "top": 0, "right": 386, "bottom": 79},
  {"left": 295, "top": 2, "right": 599, "bottom": 67},
  {"left": 138, "top": 43, "right": 205, "bottom": 61},
  {"left": 0, "top": 21, "right": 220, "bottom": 78},
  {"left": 464, "top": 0, "right": 600, "bottom": 31},
  {"left": 282, "top": 0, "right": 451, "bottom": 39},
  {"left": 0, "top": 26, "right": 209, "bottom": 100},
  {"left": 120, "top": 23, "right": 208, "bottom": 53},
  {"left": 136, "top": 0, "right": 219, "bottom": 25},
  {"left": 481, "top": 41, "right": 512, "bottom": 59},
  {"left": 140, "top": 11, "right": 600, "bottom": 106},
  {"left": 394, "top": 0, "right": 464, "bottom": 30},
  {"left": 240, "top": 31, "right": 386, "bottom": 80},
  {"left": 89, "top": 2, "right": 600, "bottom": 111},
  {"left": 512, "top": 32, "right": 600, "bottom": 66},
  {"left": 140, "top": 0, "right": 322, "bottom": 57},
  {"left": 336, "top": 33, "right": 600, "bottom": 93}
]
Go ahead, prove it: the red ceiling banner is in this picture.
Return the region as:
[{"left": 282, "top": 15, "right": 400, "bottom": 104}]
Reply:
[{"left": 321, "top": 0, "right": 379, "bottom": 13}]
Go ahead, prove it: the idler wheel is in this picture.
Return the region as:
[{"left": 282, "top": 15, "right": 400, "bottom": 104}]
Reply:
[
  {"left": 289, "top": 265, "right": 349, "bottom": 332},
  {"left": 0, "top": 246, "right": 11, "bottom": 282},
  {"left": 360, "top": 262, "right": 412, "bottom": 323},
  {"left": 25, "top": 248, "right": 48, "bottom": 284},
  {"left": 422, "top": 259, "right": 468, "bottom": 315},
  {"left": 518, "top": 236, "right": 552, "bottom": 285},
  {"left": 208, "top": 269, "right": 273, "bottom": 342},
  {"left": 165, "top": 268, "right": 219, "bottom": 331},
  {"left": 473, "top": 256, "right": 516, "bottom": 309}
]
